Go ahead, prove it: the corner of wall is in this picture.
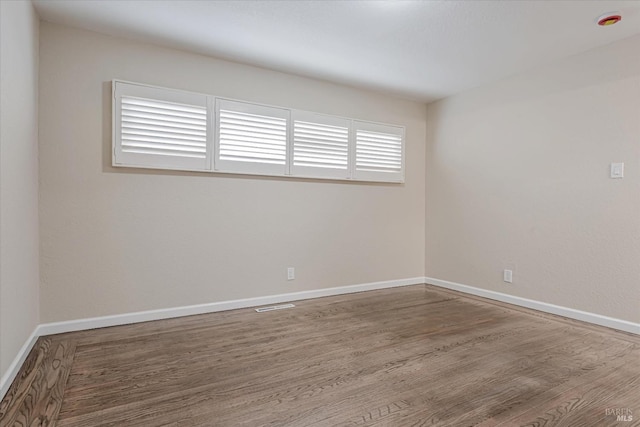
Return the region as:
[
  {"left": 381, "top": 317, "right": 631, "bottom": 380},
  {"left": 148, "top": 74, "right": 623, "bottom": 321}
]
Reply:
[{"left": 0, "top": 0, "right": 41, "bottom": 380}]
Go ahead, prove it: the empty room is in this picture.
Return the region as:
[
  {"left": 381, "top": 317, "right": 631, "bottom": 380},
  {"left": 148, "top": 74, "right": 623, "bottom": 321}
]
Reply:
[{"left": 1, "top": 0, "right": 638, "bottom": 425}]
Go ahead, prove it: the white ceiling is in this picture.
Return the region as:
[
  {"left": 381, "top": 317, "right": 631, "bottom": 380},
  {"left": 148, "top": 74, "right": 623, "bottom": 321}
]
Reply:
[{"left": 33, "top": 0, "right": 640, "bottom": 102}]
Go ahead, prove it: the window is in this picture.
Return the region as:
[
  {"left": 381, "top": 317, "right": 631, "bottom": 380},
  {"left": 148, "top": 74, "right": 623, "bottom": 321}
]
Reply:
[
  {"left": 215, "top": 99, "right": 289, "bottom": 176},
  {"left": 113, "top": 81, "right": 212, "bottom": 171},
  {"left": 291, "top": 111, "right": 350, "bottom": 179},
  {"left": 353, "top": 121, "right": 404, "bottom": 182},
  {"left": 113, "top": 80, "right": 405, "bottom": 183}
]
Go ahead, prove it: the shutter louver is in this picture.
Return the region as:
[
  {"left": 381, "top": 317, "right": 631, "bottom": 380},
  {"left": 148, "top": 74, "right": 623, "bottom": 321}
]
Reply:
[
  {"left": 215, "top": 99, "right": 289, "bottom": 175},
  {"left": 356, "top": 130, "right": 402, "bottom": 172},
  {"left": 219, "top": 110, "right": 287, "bottom": 165},
  {"left": 354, "top": 122, "right": 404, "bottom": 182},
  {"left": 291, "top": 112, "right": 350, "bottom": 179},
  {"left": 121, "top": 97, "right": 207, "bottom": 159}
]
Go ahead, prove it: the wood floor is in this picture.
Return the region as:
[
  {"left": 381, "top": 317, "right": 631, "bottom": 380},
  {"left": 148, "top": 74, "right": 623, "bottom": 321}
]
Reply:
[{"left": 1, "top": 285, "right": 638, "bottom": 426}]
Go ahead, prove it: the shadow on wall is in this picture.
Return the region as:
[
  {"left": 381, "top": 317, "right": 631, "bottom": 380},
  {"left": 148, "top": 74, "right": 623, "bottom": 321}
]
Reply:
[{"left": 433, "top": 34, "right": 640, "bottom": 116}]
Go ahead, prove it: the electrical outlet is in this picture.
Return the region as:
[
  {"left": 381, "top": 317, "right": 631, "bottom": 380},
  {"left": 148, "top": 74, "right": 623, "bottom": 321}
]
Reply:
[
  {"left": 287, "top": 267, "right": 295, "bottom": 281},
  {"left": 610, "top": 162, "right": 624, "bottom": 179},
  {"left": 503, "top": 269, "right": 513, "bottom": 283}
]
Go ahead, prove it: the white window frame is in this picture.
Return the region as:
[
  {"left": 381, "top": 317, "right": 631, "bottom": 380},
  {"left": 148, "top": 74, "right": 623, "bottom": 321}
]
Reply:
[{"left": 113, "top": 80, "right": 213, "bottom": 172}]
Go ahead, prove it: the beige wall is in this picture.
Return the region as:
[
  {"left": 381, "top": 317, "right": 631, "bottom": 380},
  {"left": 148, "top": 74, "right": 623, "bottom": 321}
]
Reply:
[
  {"left": 426, "top": 35, "right": 640, "bottom": 323},
  {"left": 33, "top": 20, "right": 640, "bottom": 328},
  {"left": 38, "top": 22, "right": 426, "bottom": 323},
  {"left": 0, "top": 1, "right": 40, "bottom": 375}
]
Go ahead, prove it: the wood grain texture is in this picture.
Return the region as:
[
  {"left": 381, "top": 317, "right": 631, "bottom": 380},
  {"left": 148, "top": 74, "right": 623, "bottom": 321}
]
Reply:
[
  {"left": 1, "top": 285, "right": 638, "bottom": 426},
  {"left": 0, "top": 338, "right": 76, "bottom": 427}
]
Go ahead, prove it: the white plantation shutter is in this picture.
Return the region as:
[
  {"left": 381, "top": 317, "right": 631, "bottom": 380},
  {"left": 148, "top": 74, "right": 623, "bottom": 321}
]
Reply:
[
  {"left": 113, "top": 81, "right": 405, "bottom": 183},
  {"left": 215, "top": 99, "right": 289, "bottom": 175},
  {"left": 291, "top": 111, "right": 350, "bottom": 179},
  {"left": 113, "top": 81, "right": 212, "bottom": 171},
  {"left": 353, "top": 121, "right": 404, "bottom": 182}
]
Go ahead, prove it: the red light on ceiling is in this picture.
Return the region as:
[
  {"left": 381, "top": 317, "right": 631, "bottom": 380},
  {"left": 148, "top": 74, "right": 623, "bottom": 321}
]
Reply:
[{"left": 597, "top": 14, "right": 622, "bottom": 26}]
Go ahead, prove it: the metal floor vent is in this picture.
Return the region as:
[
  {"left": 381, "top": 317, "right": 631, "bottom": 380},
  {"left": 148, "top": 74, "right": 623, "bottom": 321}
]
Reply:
[{"left": 255, "top": 303, "right": 295, "bottom": 313}]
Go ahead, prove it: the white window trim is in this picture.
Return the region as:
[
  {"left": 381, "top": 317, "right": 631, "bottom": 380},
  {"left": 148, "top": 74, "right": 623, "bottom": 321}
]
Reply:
[{"left": 112, "top": 80, "right": 405, "bottom": 183}]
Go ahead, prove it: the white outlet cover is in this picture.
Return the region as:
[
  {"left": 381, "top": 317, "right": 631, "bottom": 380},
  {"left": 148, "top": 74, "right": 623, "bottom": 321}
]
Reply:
[
  {"left": 610, "top": 162, "right": 624, "bottom": 179},
  {"left": 503, "top": 269, "right": 513, "bottom": 283}
]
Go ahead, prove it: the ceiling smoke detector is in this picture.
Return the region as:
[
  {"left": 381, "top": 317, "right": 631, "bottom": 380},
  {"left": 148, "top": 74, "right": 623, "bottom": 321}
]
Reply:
[{"left": 596, "top": 13, "right": 622, "bottom": 26}]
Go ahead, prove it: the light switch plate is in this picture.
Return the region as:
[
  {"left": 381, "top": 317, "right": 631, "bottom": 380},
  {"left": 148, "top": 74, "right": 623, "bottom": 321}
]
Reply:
[{"left": 610, "top": 162, "right": 624, "bottom": 179}]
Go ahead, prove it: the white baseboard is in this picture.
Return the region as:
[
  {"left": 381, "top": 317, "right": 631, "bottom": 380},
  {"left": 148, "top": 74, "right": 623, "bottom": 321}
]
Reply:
[
  {"left": 425, "top": 277, "right": 640, "bottom": 335},
  {"left": 0, "top": 326, "right": 40, "bottom": 401},
  {"left": 37, "top": 277, "right": 424, "bottom": 336}
]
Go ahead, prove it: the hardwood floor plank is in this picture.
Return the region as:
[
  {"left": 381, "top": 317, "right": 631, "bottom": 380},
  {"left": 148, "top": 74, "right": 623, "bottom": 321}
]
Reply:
[
  {"left": 0, "top": 338, "right": 76, "bottom": 427},
  {"left": 3, "top": 285, "right": 639, "bottom": 426},
  {"left": 498, "top": 369, "right": 640, "bottom": 426},
  {"left": 0, "top": 339, "right": 51, "bottom": 423},
  {"left": 475, "top": 341, "right": 639, "bottom": 427},
  {"left": 58, "top": 300, "right": 542, "bottom": 422}
]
